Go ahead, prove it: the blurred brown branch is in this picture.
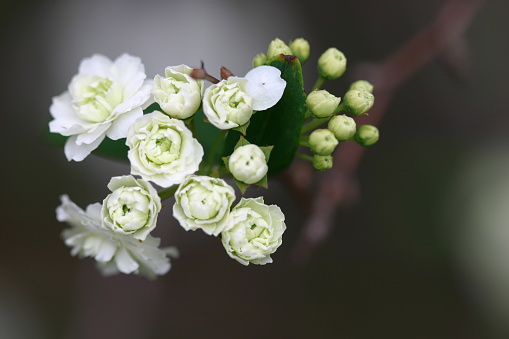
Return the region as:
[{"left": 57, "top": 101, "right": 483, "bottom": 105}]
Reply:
[{"left": 288, "top": 0, "right": 486, "bottom": 264}]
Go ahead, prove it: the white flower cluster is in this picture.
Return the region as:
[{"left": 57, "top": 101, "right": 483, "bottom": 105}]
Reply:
[{"left": 51, "top": 53, "right": 287, "bottom": 278}]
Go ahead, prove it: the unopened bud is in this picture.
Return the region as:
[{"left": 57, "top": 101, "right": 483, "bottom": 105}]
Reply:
[
  {"left": 318, "top": 48, "right": 347, "bottom": 80},
  {"left": 354, "top": 125, "right": 379, "bottom": 146},
  {"left": 267, "top": 38, "right": 292, "bottom": 59},
  {"left": 306, "top": 90, "right": 341, "bottom": 118},
  {"left": 253, "top": 53, "right": 267, "bottom": 68},
  {"left": 343, "top": 89, "right": 374, "bottom": 116},
  {"left": 289, "top": 38, "right": 310, "bottom": 64},
  {"left": 328, "top": 114, "right": 356, "bottom": 141},
  {"left": 313, "top": 154, "right": 333, "bottom": 171},
  {"left": 349, "top": 80, "right": 374, "bottom": 93},
  {"left": 309, "top": 129, "right": 338, "bottom": 156}
]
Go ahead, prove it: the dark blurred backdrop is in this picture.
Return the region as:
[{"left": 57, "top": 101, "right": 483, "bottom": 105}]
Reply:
[{"left": 1, "top": 0, "right": 509, "bottom": 338}]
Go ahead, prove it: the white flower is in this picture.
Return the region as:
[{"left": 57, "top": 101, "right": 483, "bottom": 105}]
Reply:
[
  {"left": 49, "top": 54, "right": 153, "bottom": 162},
  {"left": 126, "top": 111, "right": 204, "bottom": 187},
  {"left": 173, "top": 175, "right": 236, "bottom": 236},
  {"left": 153, "top": 65, "right": 204, "bottom": 119},
  {"left": 228, "top": 144, "right": 268, "bottom": 184},
  {"left": 202, "top": 66, "right": 286, "bottom": 129},
  {"left": 102, "top": 175, "right": 161, "bottom": 241},
  {"left": 57, "top": 195, "right": 174, "bottom": 279},
  {"left": 221, "top": 197, "right": 286, "bottom": 265}
]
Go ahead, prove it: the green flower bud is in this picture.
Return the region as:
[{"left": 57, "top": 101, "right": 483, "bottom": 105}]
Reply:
[
  {"left": 253, "top": 53, "right": 267, "bottom": 68},
  {"left": 354, "top": 125, "right": 379, "bottom": 146},
  {"left": 344, "top": 89, "right": 374, "bottom": 116},
  {"left": 289, "top": 38, "right": 310, "bottom": 64},
  {"left": 267, "top": 38, "right": 292, "bottom": 59},
  {"left": 313, "top": 154, "right": 333, "bottom": 171},
  {"left": 309, "top": 129, "right": 339, "bottom": 156},
  {"left": 349, "top": 80, "right": 374, "bottom": 93},
  {"left": 318, "top": 48, "right": 347, "bottom": 80},
  {"left": 306, "top": 90, "right": 341, "bottom": 118},
  {"left": 328, "top": 114, "right": 356, "bottom": 141}
]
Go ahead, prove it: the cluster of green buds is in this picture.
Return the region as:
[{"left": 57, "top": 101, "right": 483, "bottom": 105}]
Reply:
[{"left": 292, "top": 44, "right": 379, "bottom": 170}]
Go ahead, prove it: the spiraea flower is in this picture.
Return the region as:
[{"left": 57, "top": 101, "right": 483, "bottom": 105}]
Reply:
[
  {"left": 49, "top": 54, "right": 152, "bottom": 161},
  {"left": 221, "top": 197, "right": 286, "bottom": 266},
  {"left": 126, "top": 111, "right": 204, "bottom": 187},
  {"left": 228, "top": 144, "right": 268, "bottom": 184},
  {"left": 202, "top": 66, "right": 286, "bottom": 129},
  {"left": 306, "top": 89, "right": 341, "bottom": 118},
  {"left": 101, "top": 175, "right": 161, "bottom": 241},
  {"left": 57, "top": 195, "right": 173, "bottom": 279},
  {"left": 173, "top": 175, "right": 236, "bottom": 236},
  {"left": 318, "top": 47, "right": 347, "bottom": 80},
  {"left": 153, "top": 65, "right": 204, "bottom": 119}
]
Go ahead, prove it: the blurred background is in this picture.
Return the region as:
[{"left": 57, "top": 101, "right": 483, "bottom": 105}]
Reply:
[{"left": 1, "top": 0, "right": 508, "bottom": 338}]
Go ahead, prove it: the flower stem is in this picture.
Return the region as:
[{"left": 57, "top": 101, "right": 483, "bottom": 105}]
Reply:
[
  {"left": 333, "top": 102, "right": 347, "bottom": 114},
  {"left": 201, "top": 129, "right": 228, "bottom": 175},
  {"left": 296, "top": 152, "right": 314, "bottom": 162},
  {"left": 312, "top": 76, "right": 326, "bottom": 91},
  {"left": 158, "top": 185, "right": 178, "bottom": 201},
  {"left": 301, "top": 117, "right": 330, "bottom": 134}
]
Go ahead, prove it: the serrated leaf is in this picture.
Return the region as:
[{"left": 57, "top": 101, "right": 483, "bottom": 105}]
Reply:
[{"left": 224, "top": 55, "right": 306, "bottom": 176}]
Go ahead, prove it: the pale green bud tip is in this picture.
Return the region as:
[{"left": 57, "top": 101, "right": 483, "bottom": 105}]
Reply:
[
  {"left": 328, "top": 114, "right": 356, "bottom": 141},
  {"left": 354, "top": 125, "right": 379, "bottom": 146},
  {"left": 253, "top": 53, "right": 267, "bottom": 68},
  {"left": 318, "top": 48, "right": 347, "bottom": 80},
  {"left": 344, "top": 89, "right": 374, "bottom": 116},
  {"left": 313, "top": 154, "right": 333, "bottom": 171},
  {"left": 306, "top": 90, "right": 341, "bottom": 118},
  {"left": 350, "top": 80, "right": 374, "bottom": 93},
  {"left": 309, "top": 128, "right": 339, "bottom": 156},
  {"left": 267, "top": 38, "right": 292, "bottom": 59},
  {"left": 289, "top": 38, "right": 310, "bottom": 64}
]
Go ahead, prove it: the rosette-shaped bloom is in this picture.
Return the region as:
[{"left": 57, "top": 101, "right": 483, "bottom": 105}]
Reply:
[
  {"left": 221, "top": 197, "right": 286, "bottom": 265},
  {"left": 101, "top": 175, "right": 161, "bottom": 241},
  {"left": 57, "top": 195, "right": 173, "bottom": 279},
  {"left": 153, "top": 65, "right": 204, "bottom": 119},
  {"left": 49, "top": 54, "right": 153, "bottom": 161},
  {"left": 228, "top": 144, "right": 268, "bottom": 184},
  {"left": 126, "top": 111, "right": 203, "bottom": 187},
  {"left": 173, "top": 175, "right": 236, "bottom": 236},
  {"left": 203, "top": 66, "right": 286, "bottom": 129}
]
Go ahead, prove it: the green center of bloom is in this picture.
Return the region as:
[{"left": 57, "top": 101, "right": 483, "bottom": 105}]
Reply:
[
  {"left": 71, "top": 75, "right": 123, "bottom": 123},
  {"left": 144, "top": 128, "right": 182, "bottom": 165},
  {"left": 186, "top": 184, "right": 220, "bottom": 220},
  {"left": 108, "top": 187, "right": 150, "bottom": 232}
]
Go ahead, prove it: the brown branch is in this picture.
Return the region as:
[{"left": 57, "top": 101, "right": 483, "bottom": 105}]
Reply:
[{"left": 290, "top": 0, "right": 486, "bottom": 264}]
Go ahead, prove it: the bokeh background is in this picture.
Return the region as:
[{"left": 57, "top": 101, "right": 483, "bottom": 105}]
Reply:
[{"left": 1, "top": 0, "right": 509, "bottom": 338}]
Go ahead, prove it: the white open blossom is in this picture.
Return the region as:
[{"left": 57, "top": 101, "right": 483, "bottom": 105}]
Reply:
[
  {"left": 228, "top": 144, "right": 268, "bottom": 184},
  {"left": 49, "top": 54, "right": 153, "bottom": 161},
  {"left": 101, "top": 175, "right": 161, "bottom": 241},
  {"left": 126, "top": 111, "right": 203, "bottom": 187},
  {"left": 203, "top": 66, "right": 286, "bottom": 129},
  {"left": 173, "top": 175, "right": 236, "bottom": 236},
  {"left": 153, "top": 65, "right": 204, "bottom": 119},
  {"left": 221, "top": 197, "right": 286, "bottom": 265},
  {"left": 57, "top": 195, "right": 174, "bottom": 279}
]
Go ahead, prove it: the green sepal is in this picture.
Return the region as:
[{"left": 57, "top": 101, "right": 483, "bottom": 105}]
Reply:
[
  {"left": 209, "top": 169, "right": 220, "bottom": 179},
  {"left": 232, "top": 120, "right": 250, "bottom": 136},
  {"left": 223, "top": 54, "right": 306, "bottom": 176}
]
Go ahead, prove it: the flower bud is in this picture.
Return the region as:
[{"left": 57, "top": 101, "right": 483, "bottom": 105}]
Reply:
[
  {"left": 343, "top": 89, "right": 374, "bottom": 116},
  {"left": 318, "top": 48, "right": 347, "bottom": 79},
  {"left": 309, "top": 129, "right": 338, "bottom": 156},
  {"left": 228, "top": 144, "right": 268, "bottom": 184},
  {"left": 313, "top": 154, "right": 333, "bottom": 171},
  {"left": 350, "top": 80, "right": 374, "bottom": 93},
  {"left": 289, "top": 38, "right": 310, "bottom": 64},
  {"left": 267, "top": 38, "right": 292, "bottom": 59},
  {"left": 354, "top": 125, "right": 379, "bottom": 146},
  {"left": 306, "top": 90, "right": 341, "bottom": 118},
  {"left": 253, "top": 53, "right": 267, "bottom": 68},
  {"left": 328, "top": 114, "right": 356, "bottom": 141}
]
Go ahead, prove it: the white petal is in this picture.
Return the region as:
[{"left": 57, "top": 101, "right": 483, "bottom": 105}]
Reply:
[
  {"left": 111, "top": 54, "right": 146, "bottom": 99},
  {"left": 245, "top": 66, "right": 286, "bottom": 111},
  {"left": 115, "top": 247, "right": 139, "bottom": 274},
  {"left": 78, "top": 54, "right": 113, "bottom": 78},
  {"left": 64, "top": 133, "right": 105, "bottom": 161},
  {"left": 106, "top": 107, "right": 143, "bottom": 140}
]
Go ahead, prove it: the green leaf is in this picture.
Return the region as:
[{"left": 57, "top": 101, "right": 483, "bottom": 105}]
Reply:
[{"left": 224, "top": 55, "right": 306, "bottom": 176}]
